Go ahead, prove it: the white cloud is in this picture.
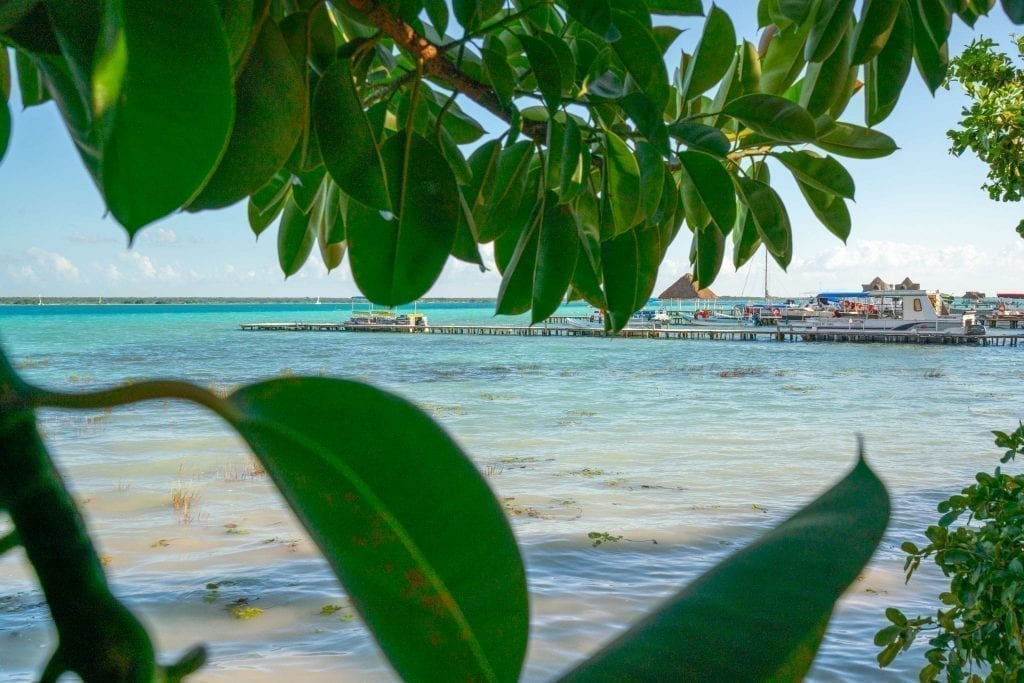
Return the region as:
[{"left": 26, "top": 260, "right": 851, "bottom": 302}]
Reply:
[
  {"left": 153, "top": 227, "right": 178, "bottom": 244},
  {"left": 118, "top": 251, "right": 181, "bottom": 281},
  {"left": 27, "top": 247, "right": 80, "bottom": 280},
  {"left": 69, "top": 230, "right": 117, "bottom": 244},
  {"left": 7, "top": 264, "right": 38, "bottom": 281}
]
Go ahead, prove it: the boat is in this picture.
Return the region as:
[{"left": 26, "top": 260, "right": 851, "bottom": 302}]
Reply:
[
  {"left": 346, "top": 309, "right": 429, "bottom": 328},
  {"left": 787, "top": 289, "right": 981, "bottom": 333}
]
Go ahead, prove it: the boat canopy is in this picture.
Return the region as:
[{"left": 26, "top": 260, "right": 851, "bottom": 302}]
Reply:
[{"left": 815, "top": 291, "right": 872, "bottom": 302}]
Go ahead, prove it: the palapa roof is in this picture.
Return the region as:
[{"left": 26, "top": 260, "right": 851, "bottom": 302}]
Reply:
[
  {"left": 862, "top": 276, "right": 888, "bottom": 291},
  {"left": 897, "top": 277, "right": 920, "bottom": 290},
  {"left": 964, "top": 290, "right": 986, "bottom": 300},
  {"left": 658, "top": 273, "right": 717, "bottom": 300}
]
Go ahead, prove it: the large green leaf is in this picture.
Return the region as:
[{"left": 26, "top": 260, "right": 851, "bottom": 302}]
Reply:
[
  {"left": 723, "top": 94, "right": 816, "bottom": 143},
  {"left": 559, "top": 455, "right": 889, "bottom": 681},
  {"left": 771, "top": 151, "right": 855, "bottom": 199},
  {"left": 667, "top": 121, "right": 731, "bottom": 157},
  {"left": 731, "top": 206, "right": 762, "bottom": 269},
  {"left": 603, "top": 130, "right": 642, "bottom": 235},
  {"left": 315, "top": 58, "right": 391, "bottom": 212},
  {"left": 760, "top": 17, "right": 812, "bottom": 94},
  {"left": 850, "top": 0, "right": 902, "bottom": 64},
  {"left": 679, "top": 5, "right": 735, "bottom": 101},
  {"left": 347, "top": 130, "right": 459, "bottom": 305},
  {"left": 93, "top": 0, "right": 235, "bottom": 234},
  {"left": 476, "top": 141, "right": 535, "bottom": 243},
  {"left": 805, "top": 0, "right": 855, "bottom": 62},
  {"left": 610, "top": 9, "right": 669, "bottom": 111},
  {"left": 736, "top": 177, "right": 792, "bottom": 269},
  {"left": 678, "top": 151, "right": 736, "bottom": 235},
  {"left": 547, "top": 115, "right": 585, "bottom": 202},
  {"left": 601, "top": 224, "right": 661, "bottom": 331},
  {"left": 188, "top": 17, "right": 305, "bottom": 210},
  {"left": 496, "top": 191, "right": 580, "bottom": 323},
  {"left": 519, "top": 33, "right": 564, "bottom": 112},
  {"left": 865, "top": 0, "right": 913, "bottom": 126},
  {"left": 482, "top": 39, "right": 516, "bottom": 109},
  {"left": 800, "top": 24, "right": 851, "bottom": 116},
  {"left": 796, "top": 179, "right": 852, "bottom": 241},
  {"left": 277, "top": 196, "right": 316, "bottom": 277},
  {"left": 694, "top": 220, "right": 726, "bottom": 290},
  {"left": 910, "top": 0, "right": 949, "bottom": 93},
  {"left": 566, "top": 0, "right": 615, "bottom": 40},
  {"left": 815, "top": 121, "right": 898, "bottom": 158},
  {"left": 227, "top": 377, "right": 528, "bottom": 682},
  {"left": 452, "top": 0, "right": 503, "bottom": 29},
  {"left": 424, "top": 0, "right": 449, "bottom": 37},
  {"left": 1001, "top": 0, "right": 1024, "bottom": 23},
  {"left": 634, "top": 142, "right": 665, "bottom": 225},
  {"left": 15, "top": 51, "right": 50, "bottom": 107},
  {"left": 644, "top": 0, "right": 704, "bottom": 15}
]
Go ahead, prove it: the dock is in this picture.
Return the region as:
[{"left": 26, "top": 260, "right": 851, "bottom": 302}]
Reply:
[{"left": 238, "top": 321, "right": 1023, "bottom": 346}]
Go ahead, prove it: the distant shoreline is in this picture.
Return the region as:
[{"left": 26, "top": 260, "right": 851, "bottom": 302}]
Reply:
[{"left": 0, "top": 297, "right": 498, "bottom": 305}]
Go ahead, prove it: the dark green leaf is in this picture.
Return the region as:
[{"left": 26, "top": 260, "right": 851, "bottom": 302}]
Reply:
[
  {"left": 601, "top": 223, "right": 662, "bottom": 330},
  {"left": 548, "top": 115, "right": 585, "bottom": 202},
  {"left": 277, "top": 197, "right": 315, "bottom": 276},
  {"left": 93, "top": 0, "right": 235, "bottom": 233},
  {"left": 566, "top": 0, "right": 616, "bottom": 40},
  {"left": 219, "top": 0, "right": 256, "bottom": 71},
  {"left": 805, "top": 0, "right": 855, "bottom": 62},
  {"left": 694, "top": 221, "right": 725, "bottom": 288},
  {"left": 678, "top": 151, "right": 736, "bottom": 234},
  {"left": 796, "top": 179, "right": 851, "bottom": 241},
  {"left": 520, "top": 33, "right": 563, "bottom": 111},
  {"left": 452, "top": 0, "right": 503, "bottom": 29},
  {"left": 476, "top": 141, "right": 535, "bottom": 243},
  {"left": 227, "top": 377, "right": 528, "bottom": 682},
  {"left": 540, "top": 32, "right": 576, "bottom": 100},
  {"left": 424, "top": 0, "right": 449, "bottom": 35},
  {"left": 465, "top": 139, "right": 502, "bottom": 221},
  {"left": 667, "top": 121, "right": 731, "bottom": 156},
  {"left": 910, "top": 0, "right": 949, "bottom": 93},
  {"left": 560, "top": 456, "right": 889, "bottom": 681},
  {"left": 292, "top": 168, "right": 325, "bottom": 214},
  {"left": 816, "top": 121, "right": 898, "bottom": 158},
  {"left": 620, "top": 92, "right": 669, "bottom": 151},
  {"left": 634, "top": 142, "right": 666, "bottom": 225},
  {"left": 315, "top": 58, "right": 391, "bottom": 212},
  {"left": 14, "top": 51, "right": 50, "bottom": 107},
  {"left": 865, "top": 0, "right": 913, "bottom": 126},
  {"left": 772, "top": 151, "right": 855, "bottom": 199},
  {"left": 483, "top": 42, "right": 516, "bottom": 109},
  {"left": 603, "top": 130, "right": 642, "bottom": 235},
  {"left": 347, "top": 130, "right": 459, "bottom": 305},
  {"left": 723, "top": 93, "right": 817, "bottom": 143},
  {"left": 248, "top": 188, "right": 289, "bottom": 239},
  {"left": 610, "top": 9, "right": 670, "bottom": 111},
  {"left": 760, "top": 17, "right": 811, "bottom": 94},
  {"left": 680, "top": 5, "right": 736, "bottom": 101},
  {"left": 1002, "top": 0, "right": 1024, "bottom": 22},
  {"left": 800, "top": 24, "right": 852, "bottom": 116},
  {"left": 851, "top": 0, "right": 902, "bottom": 65},
  {"left": 188, "top": 17, "right": 305, "bottom": 210},
  {"left": 732, "top": 205, "right": 762, "bottom": 269},
  {"left": 251, "top": 170, "right": 291, "bottom": 215},
  {"left": 315, "top": 181, "right": 345, "bottom": 272},
  {"left": 644, "top": 0, "right": 704, "bottom": 15},
  {"left": 736, "top": 177, "right": 792, "bottom": 268}
]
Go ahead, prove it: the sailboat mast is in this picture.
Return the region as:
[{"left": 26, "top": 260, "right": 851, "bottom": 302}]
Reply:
[{"left": 763, "top": 249, "right": 769, "bottom": 304}]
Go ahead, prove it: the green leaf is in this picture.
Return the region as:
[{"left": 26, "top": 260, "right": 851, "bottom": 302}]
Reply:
[
  {"left": 227, "top": 377, "right": 528, "bottom": 682},
  {"left": 601, "top": 223, "right": 662, "bottom": 331},
  {"left": 800, "top": 23, "right": 852, "bottom": 116},
  {"left": 910, "top": 0, "right": 949, "bottom": 93},
  {"left": 547, "top": 115, "right": 585, "bottom": 202},
  {"left": 519, "top": 34, "right": 563, "bottom": 112},
  {"left": 610, "top": 9, "right": 670, "bottom": 111},
  {"left": 452, "top": 0, "right": 503, "bottom": 29},
  {"left": 805, "top": 0, "right": 855, "bottom": 62},
  {"left": 0, "top": 98, "right": 8, "bottom": 163},
  {"left": 496, "top": 191, "right": 580, "bottom": 323},
  {"left": 678, "top": 151, "right": 737, "bottom": 235},
  {"left": 188, "top": 17, "right": 305, "bottom": 210},
  {"left": 248, "top": 190, "right": 289, "bottom": 239},
  {"left": 277, "top": 197, "right": 315, "bottom": 277},
  {"left": 423, "top": 0, "right": 449, "bottom": 35},
  {"left": 760, "top": 17, "right": 812, "bottom": 94},
  {"left": 644, "top": 0, "right": 705, "bottom": 15},
  {"left": 680, "top": 5, "right": 736, "bottom": 101},
  {"left": 94, "top": 0, "right": 235, "bottom": 234},
  {"left": 865, "top": 0, "right": 913, "bottom": 126},
  {"left": 559, "top": 456, "right": 889, "bottom": 681},
  {"left": 634, "top": 142, "right": 666, "bottom": 225},
  {"left": 482, "top": 41, "right": 516, "bottom": 109},
  {"left": 667, "top": 121, "right": 731, "bottom": 156},
  {"left": 736, "top": 177, "right": 792, "bottom": 268},
  {"left": 476, "top": 141, "right": 535, "bottom": 243},
  {"left": 603, "top": 130, "right": 643, "bottom": 235},
  {"left": 796, "top": 178, "right": 851, "bottom": 241},
  {"left": 723, "top": 94, "right": 817, "bottom": 143},
  {"left": 772, "top": 151, "right": 855, "bottom": 199},
  {"left": 851, "top": 0, "right": 902, "bottom": 65},
  {"left": 732, "top": 205, "right": 762, "bottom": 269},
  {"left": 566, "top": 0, "right": 616, "bottom": 40},
  {"left": 694, "top": 220, "right": 726, "bottom": 288},
  {"left": 15, "top": 51, "right": 50, "bottom": 107},
  {"left": 815, "top": 121, "right": 898, "bottom": 158},
  {"left": 1002, "top": 0, "right": 1024, "bottom": 23},
  {"left": 315, "top": 58, "right": 391, "bottom": 212},
  {"left": 347, "top": 130, "right": 459, "bottom": 305}
]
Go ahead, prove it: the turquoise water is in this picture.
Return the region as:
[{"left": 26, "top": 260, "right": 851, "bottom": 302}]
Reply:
[{"left": 1, "top": 302, "right": 1022, "bottom": 681}]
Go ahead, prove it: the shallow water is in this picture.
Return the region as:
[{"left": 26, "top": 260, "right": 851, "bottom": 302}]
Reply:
[{"left": 0, "top": 302, "right": 1021, "bottom": 680}]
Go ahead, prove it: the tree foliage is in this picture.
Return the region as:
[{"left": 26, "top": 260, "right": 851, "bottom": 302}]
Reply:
[
  {"left": 2, "top": 1, "right": 1024, "bottom": 680},
  {"left": 877, "top": 423, "right": 1024, "bottom": 682}
]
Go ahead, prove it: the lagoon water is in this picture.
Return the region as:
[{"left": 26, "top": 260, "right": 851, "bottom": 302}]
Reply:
[{"left": 0, "top": 301, "right": 1021, "bottom": 681}]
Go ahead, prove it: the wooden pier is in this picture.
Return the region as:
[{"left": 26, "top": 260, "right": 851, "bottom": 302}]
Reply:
[{"left": 239, "top": 321, "right": 1023, "bottom": 346}]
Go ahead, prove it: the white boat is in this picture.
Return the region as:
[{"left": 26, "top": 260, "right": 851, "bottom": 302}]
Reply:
[
  {"left": 788, "top": 290, "right": 980, "bottom": 333},
  {"left": 346, "top": 310, "right": 429, "bottom": 328}
]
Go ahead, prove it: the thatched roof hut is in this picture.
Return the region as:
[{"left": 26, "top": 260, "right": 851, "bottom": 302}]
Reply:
[
  {"left": 862, "top": 276, "right": 887, "bottom": 292},
  {"left": 897, "top": 277, "right": 920, "bottom": 290},
  {"left": 964, "top": 291, "right": 986, "bottom": 300},
  {"left": 658, "top": 273, "right": 717, "bottom": 300}
]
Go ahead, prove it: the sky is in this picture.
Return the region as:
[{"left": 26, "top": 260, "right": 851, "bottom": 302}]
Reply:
[{"left": 2, "top": 5, "right": 1023, "bottom": 299}]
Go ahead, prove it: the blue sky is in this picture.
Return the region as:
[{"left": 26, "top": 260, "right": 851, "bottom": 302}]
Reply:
[{"left": 2, "top": 6, "right": 1023, "bottom": 299}]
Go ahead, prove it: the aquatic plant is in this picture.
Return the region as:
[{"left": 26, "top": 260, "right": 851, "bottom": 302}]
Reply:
[
  {"left": 2, "top": 1, "right": 1021, "bottom": 680},
  {"left": 878, "top": 423, "right": 1024, "bottom": 682}
]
